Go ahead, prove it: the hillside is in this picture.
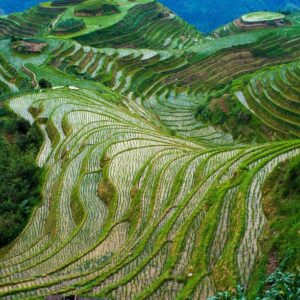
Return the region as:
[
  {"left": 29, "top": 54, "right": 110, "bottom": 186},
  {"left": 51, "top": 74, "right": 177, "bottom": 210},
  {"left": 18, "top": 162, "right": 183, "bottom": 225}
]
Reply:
[
  {"left": 2, "top": 0, "right": 300, "bottom": 32},
  {"left": 0, "top": 0, "right": 299, "bottom": 299}
]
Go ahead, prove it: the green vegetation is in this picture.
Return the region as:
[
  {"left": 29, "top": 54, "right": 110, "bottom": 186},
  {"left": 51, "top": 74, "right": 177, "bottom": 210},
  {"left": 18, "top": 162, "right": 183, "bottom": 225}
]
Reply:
[
  {"left": 196, "top": 92, "right": 266, "bottom": 142},
  {"left": 53, "top": 18, "right": 86, "bottom": 34},
  {"left": 263, "top": 155, "right": 300, "bottom": 271},
  {"left": 210, "top": 270, "right": 300, "bottom": 299},
  {"left": 74, "top": 0, "right": 120, "bottom": 16},
  {"left": 0, "top": 108, "right": 42, "bottom": 247},
  {"left": 210, "top": 152, "right": 300, "bottom": 299},
  {"left": 0, "top": 1, "right": 299, "bottom": 299}
]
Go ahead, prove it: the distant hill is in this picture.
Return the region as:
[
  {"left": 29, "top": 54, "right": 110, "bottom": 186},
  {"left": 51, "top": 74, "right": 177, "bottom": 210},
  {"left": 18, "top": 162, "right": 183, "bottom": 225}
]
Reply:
[
  {"left": 159, "top": 0, "right": 300, "bottom": 32},
  {"left": 1, "top": 0, "right": 300, "bottom": 31}
]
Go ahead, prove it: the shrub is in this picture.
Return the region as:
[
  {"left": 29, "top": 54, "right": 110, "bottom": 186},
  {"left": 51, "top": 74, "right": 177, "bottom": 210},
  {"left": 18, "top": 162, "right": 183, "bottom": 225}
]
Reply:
[
  {"left": 209, "top": 269, "right": 300, "bottom": 300},
  {"left": 252, "top": 46, "right": 285, "bottom": 58},
  {"left": 282, "top": 158, "right": 300, "bottom": 196},
  {"left": 209, "top": 285, "right": 246, "bottom": 300},
  {"left": 74, "top": 0, "right": 120, "bottom": 16},
  {"left": 53, "top": 18, "right": 85, "bottom": 34},
  {"left": 0, "top": 109, "right": 42, "bottom": 247},
  {"left": 257, "top": 269, "right": 300, "bottom": 300}
]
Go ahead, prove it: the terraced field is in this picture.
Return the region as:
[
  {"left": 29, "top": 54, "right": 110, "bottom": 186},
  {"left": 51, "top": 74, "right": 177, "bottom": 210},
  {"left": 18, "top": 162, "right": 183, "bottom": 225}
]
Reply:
[
  {"left": 0, "top": 5, "right": 66, "bottom": 38},
  {"left": 2, "top": 87, "right": 299, "bottom": 299},
  {"left": 236, "top": 60, "right": 300, "bottom": 137},
  {"left": 0, "top": 55, "right": 20, "bottom": 94},
  {"left": 0, "top": 0, "right": 299, "bottom": 299}
]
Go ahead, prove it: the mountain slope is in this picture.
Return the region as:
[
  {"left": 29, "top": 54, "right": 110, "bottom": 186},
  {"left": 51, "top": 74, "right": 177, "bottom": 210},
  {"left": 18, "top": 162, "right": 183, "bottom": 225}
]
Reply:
[
  {"left": 2, "top": 0, "right": 300, "bottom": 32},
  {"left": 0, "top": 0, "right": 299, "bottom": 299}
]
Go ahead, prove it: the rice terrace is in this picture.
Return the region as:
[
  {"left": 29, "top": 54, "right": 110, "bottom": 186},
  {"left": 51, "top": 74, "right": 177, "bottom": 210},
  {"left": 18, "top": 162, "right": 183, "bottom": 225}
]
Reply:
[{"left": 0, "top": 0, "right": 299, "bottom": 299}]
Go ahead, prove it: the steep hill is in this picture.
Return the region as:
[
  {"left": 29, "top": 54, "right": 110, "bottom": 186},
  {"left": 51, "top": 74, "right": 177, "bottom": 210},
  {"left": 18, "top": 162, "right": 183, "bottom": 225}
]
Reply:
[
  {"left": 2, "top": 0, "right": 300, "bottom": 32},
  {"left": 0, "top": 0, "right": 299, "bottom": 299}
]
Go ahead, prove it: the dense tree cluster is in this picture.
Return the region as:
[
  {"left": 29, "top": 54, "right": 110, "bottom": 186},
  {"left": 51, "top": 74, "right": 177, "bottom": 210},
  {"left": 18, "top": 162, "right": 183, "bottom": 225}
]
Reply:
[
  {"left": 197, "top": 93, "right": 263, "bottom": 142},
  {"left": 53, "top": 18, "right": 85, "bottom": 34},
  {"left": 0, "top": 108, "right": 42, "bottom": 247}
]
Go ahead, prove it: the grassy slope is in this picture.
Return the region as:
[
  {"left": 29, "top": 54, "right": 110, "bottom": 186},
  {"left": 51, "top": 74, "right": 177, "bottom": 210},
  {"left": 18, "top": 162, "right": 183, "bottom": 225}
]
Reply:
[
  {"left": 45, "top": 0, "right": 153, "bottom": 39},
  {"left": 263, "top": 155, "right": 300, "bottom": 270},
  {"left": 247, "top": 154, "right": 300, "bottom": 298}
]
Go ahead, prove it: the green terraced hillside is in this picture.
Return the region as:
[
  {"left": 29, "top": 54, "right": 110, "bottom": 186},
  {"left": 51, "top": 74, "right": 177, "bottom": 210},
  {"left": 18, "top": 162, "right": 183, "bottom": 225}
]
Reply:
[{"left": 0, "top": 0, "right": 299, "bottom": 299}]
